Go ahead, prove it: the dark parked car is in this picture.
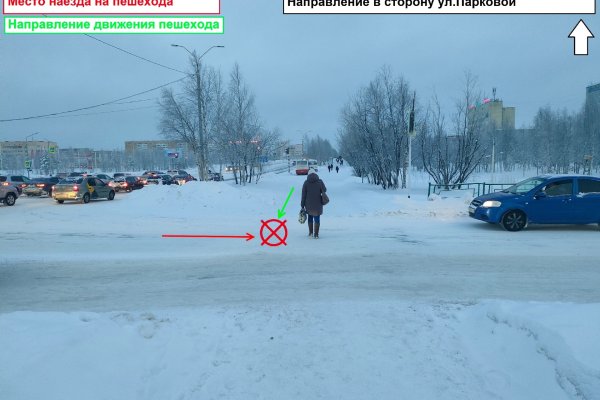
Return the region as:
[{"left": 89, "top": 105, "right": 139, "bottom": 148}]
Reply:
[
  {"left": 172, "top": 174, "right": 197, "bottom": 185},
  {"left": 22, "top": 177, "right": 61, "bottom": 197},
  {"left": 160, "top": 174, "right": 174, "bottom": 185},
  {"left": 208, "top": 172, "right": 224, "bottom": 181},
  {"left": 469, "top": 175, "right": 600, "bottom": 231},
  {"left": 114, "top": 176, "right": 144, "bottom": 192}
]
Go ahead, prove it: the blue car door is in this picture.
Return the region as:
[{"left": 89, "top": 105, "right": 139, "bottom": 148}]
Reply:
[
  {"left": 572, "top": 178, "right": 600, "bottom": 223},
  {"left": 527, "top": 179, "right": 575, "bottom": 224}
]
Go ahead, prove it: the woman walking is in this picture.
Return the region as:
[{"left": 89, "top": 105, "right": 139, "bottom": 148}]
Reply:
[{"left": 301, "top": 168, "right": 327, "bottom": 239}]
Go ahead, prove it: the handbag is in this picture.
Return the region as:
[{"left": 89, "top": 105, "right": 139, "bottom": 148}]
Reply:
[
  {"left": 321, "top": 192, "right": 330, "bottom": 205},
  {"left": 298, "top": 208, "right": 307, "bottom": 224}
]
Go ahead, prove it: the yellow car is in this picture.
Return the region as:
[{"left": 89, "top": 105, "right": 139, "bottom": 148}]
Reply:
[{"left": 52, "top": 177, "right": 116, "bottom": 204}]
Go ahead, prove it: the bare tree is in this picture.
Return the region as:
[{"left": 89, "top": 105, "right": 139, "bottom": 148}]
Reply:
[
  {"left": 420, "top": 73, "right": 486, "bottom": 187},
  {"left": 215, "top": 63, "right": 273, "bottom": 185},
  {"left": 158, "top": 55, "right": 222, "bottom": 180},
  {"left": 338, "top": 67, "right": 412, "bottom": 189}
]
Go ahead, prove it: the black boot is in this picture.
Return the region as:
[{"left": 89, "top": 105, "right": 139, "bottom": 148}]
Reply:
[
  {"left": 314, "top": 223, "right": 320, "bottom": 239},
  {"left": 308, "top": 222, "right": 313, "bottom": 237}
]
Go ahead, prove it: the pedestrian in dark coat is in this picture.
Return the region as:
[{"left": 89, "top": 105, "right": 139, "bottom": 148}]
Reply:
[
  {"left": 335, "top": 165, "right": 339, "bottom": 173},
  {"left": 301, "top": 168, "right": 327, "bottom": 239}
]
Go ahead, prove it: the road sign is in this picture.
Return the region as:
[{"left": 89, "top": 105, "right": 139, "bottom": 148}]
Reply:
[
  {"left": 25, "top": 160, "right": 32, "bottom": 169},
  {"left": 48, "top": 146, "right": 56, "bottom": 154}
]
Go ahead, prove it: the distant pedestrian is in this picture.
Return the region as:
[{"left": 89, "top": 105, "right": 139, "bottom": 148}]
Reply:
[
  {"left": 335, "top": 166, "right": 339, "bottom": 173},
  {"left": 301, "top": 168, "right": 327, "bottom": 239}
]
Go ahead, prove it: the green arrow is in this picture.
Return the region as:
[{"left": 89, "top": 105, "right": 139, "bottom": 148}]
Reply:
[{"left": 277, "top": 187, "right": 295, "bottom": 219}]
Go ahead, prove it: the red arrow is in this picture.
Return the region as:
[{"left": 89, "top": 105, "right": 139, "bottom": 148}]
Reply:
[{"left": 162, "top": 233, "right": 255, "bottom": 241}]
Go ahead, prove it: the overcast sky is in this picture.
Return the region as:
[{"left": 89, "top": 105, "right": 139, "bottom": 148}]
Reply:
[{"left": 0, "top": 1, "right": 598, "bottom": 150}]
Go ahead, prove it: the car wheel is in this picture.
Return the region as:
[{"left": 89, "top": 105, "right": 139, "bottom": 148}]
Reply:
[
  {"left": 108, "top": 191, "right": 115, "bottom": 200},
  {"left": 502, "top": 210, "right": 527, "bottom": 232},
  {"left": 4, "top": 193, "right": 16, "bottom": 206},
  {"left": 83, "top": 193, "right": 90, "bottom": 204},
  {"left": 56, "top": 200, "right": 64, "bottom": 204}
]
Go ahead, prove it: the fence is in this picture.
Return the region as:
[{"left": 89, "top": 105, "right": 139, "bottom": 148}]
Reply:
[{"left": 427, "top": 182, "right": 515, "bottom": 198}]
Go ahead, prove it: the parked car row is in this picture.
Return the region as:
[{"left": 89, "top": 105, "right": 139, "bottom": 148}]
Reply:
[{"left": 2, "top": 170, "right": 210, "bottom": 207}]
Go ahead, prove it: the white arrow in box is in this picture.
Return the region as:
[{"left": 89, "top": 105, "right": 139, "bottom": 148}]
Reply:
[{"left": 569, "top": 19, "right": 594, "bottom": 56}]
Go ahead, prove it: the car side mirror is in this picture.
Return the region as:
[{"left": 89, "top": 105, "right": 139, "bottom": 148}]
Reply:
[{"left": 534, "top": 191, "right": 547, "bottom": 200}]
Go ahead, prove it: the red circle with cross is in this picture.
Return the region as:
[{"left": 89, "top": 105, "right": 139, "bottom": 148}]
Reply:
[{"left": 259, "top": 219, "right": 288, "bottom": 247}]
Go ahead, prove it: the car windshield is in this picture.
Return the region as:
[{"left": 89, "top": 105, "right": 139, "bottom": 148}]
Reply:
[{"left": 503, "top": 177, "right": 546, "bottom": 194}]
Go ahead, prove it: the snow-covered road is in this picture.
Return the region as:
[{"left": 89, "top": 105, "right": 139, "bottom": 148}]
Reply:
[
  {"left": 2, "top": 169, "right": 599, "bottom": 312},
  {"left": 1, "top": 237, "right": 599, "bottom": 312},
  {"left": 1, "top": 168, "right": 599, "bottom": 400}
]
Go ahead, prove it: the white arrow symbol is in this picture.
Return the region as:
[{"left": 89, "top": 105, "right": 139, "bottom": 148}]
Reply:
[{"left": 569, "top": 19, "right": 594, "bottom": 56}]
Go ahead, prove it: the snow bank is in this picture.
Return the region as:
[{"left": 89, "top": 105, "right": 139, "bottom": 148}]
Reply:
[{"left": 1, "top": 301, "right": 598, "bottom": 400}]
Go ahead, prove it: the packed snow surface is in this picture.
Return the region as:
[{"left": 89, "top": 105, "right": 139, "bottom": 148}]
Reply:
[{"left": 1, "top": 167, "right": 599, "bottom": 399}]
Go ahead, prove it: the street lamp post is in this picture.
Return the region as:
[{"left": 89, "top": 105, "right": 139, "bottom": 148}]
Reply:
[
  {"left": 171, "top": 44, "right": 224, "bottom": 181},
  {"left": 407, "top": 92, "right": 416, "bottom": 199}
]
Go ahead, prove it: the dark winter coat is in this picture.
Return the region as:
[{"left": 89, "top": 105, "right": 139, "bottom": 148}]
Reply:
[{"left": 301, "top": 172, "right": 327, "bottom": 216}]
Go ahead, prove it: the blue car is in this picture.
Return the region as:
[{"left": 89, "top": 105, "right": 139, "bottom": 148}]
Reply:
[{"left": 469, "top": 175, "right": 600, "bottom": 231}]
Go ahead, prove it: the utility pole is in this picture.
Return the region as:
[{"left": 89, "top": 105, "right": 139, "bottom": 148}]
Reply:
[
  {"left": 491, "top": 132, "right": 496, "bottom": 183},
  {"left": 171, "top": 44, "right": 224, "bottom": 181},
  {"left": 193, "top": 53, "right": 207, "bottom": 181},
  {"left": 408, "top": 91, "right": 416, "bottom": 199}
]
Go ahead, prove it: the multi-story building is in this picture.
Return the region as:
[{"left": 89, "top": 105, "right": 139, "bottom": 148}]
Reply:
[
  {"left": 0, "top": 140, "right": 59, "bottom": 172},
  {"left": 125, "top": 140, "right": 192, "bottom": 170},
  {"left": 57, "top": 148, "right": 94, "bottom": 171},
  {"left": 586, "top": 83, "right": 600, "bottom": 106},
  {"left": 481, "top": 99, "right": 516, "bottom": 130}
]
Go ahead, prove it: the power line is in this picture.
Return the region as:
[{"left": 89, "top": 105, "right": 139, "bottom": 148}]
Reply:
[
  {"left": 0, "top": 77, "right": 187, "bottom": 122},
  {"left": 40, "top": 104, "right": 160, "bottom": 119},
  {"left": 83, "top": 34, "right": 188, "bottom": 75},
  {"left": 39, "top": 14, "right": 189, "bottom": 76}
]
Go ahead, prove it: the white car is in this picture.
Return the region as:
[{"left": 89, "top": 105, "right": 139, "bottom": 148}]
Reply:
[{"left": 0, "top": 182, "right": 19, "bottom": 206}]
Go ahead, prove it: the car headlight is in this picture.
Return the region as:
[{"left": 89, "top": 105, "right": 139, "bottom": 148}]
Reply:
[{"left": 481, "top": 200, "right": 502, "bottom": 208}]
